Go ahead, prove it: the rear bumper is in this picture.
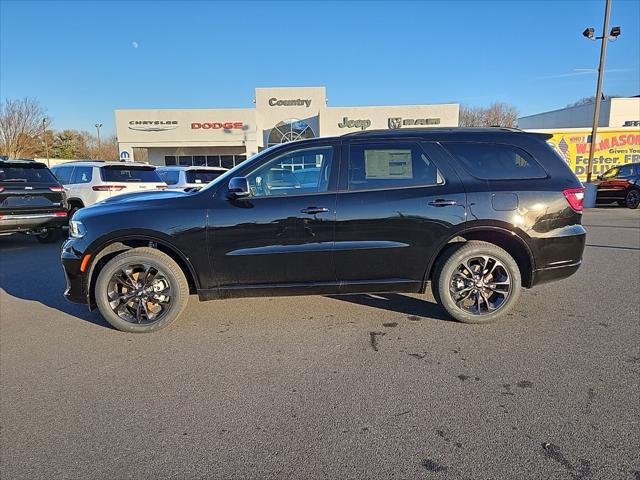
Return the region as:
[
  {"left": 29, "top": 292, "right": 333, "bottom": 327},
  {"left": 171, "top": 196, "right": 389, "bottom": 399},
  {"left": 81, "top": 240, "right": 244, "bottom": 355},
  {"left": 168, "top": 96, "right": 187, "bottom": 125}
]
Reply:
[
  {"left": 528, "top": 225, "right": 586, "bottom": 287},
  {"left": 530, "top": 260, "right": 582, "bottom": 286},
  {"left": 0, "top": 212, "right": 67, "bottom": 234}
]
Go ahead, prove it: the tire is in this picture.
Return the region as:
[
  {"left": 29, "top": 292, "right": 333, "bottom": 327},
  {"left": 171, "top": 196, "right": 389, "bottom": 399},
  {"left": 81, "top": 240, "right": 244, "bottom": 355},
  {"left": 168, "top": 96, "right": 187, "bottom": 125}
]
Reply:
[
  {"left": 35, "top": 228, "right": 61, "bottom": 243},
  {"left": 617, "top": 200, "right": 626, "bottom": 207},
  {"left": 431, "top": 241, "right": 522, "bottom": 324},
  {"left": 69, "top": 206, "right": 80, "bottom": 219},
  {"left": 625, "top": 188, "right": 640, "bottom": 209},
  {"left": 95, "top": 247, "right": 189, "bottom": 333}
]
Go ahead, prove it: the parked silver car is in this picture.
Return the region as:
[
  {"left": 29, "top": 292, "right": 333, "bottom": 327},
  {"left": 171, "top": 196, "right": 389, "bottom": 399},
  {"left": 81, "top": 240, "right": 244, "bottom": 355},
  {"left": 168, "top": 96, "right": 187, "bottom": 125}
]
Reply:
[{"left": 156, "top": 166, "right": 228, "bottom": 192}]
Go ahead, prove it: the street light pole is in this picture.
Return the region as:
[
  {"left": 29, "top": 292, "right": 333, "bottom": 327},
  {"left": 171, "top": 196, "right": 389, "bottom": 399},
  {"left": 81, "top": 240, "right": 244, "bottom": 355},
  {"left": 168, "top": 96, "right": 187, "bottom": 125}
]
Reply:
[
  {"left": 95, "top": 123, "right": 103, "bottom": 149},
  {"left": 585, "top": 0, "right": 612, "bottom": 184}
]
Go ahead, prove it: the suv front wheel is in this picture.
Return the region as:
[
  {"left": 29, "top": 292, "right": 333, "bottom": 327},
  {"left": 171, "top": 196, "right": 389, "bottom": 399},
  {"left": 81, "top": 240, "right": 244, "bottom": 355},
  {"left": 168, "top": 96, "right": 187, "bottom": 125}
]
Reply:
[
  {"left": 95, "top": 247, "right": 189, "bottom": 333},
  {"left": 625, "top": 188, "right": 640, "bottom": 209},
  {"left": 432, "top": 241, "right": 522, "bottom": 324}
]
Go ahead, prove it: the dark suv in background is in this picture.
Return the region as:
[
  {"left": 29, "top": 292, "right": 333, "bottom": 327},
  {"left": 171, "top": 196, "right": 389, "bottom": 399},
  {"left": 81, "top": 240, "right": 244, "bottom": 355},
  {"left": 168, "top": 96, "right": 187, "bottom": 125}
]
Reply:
[
  {"left": 1, "top": 159, "right": 68, "bottom": 242},
  {"left": 61, "top": 128, "right": 586, "bottom": 332}
]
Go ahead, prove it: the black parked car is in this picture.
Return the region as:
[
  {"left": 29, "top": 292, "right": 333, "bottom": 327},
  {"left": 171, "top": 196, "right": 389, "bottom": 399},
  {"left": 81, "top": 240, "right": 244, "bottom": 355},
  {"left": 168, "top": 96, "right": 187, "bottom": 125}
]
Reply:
[
  {"left": 595, "top": 162, "right": 640, "bottom": 209},
  {"left": 1, "top": 159, "right": 68, "bottom": 243},
  {"left": 61, "top": 128, "right": 586, "bottom": 332}
]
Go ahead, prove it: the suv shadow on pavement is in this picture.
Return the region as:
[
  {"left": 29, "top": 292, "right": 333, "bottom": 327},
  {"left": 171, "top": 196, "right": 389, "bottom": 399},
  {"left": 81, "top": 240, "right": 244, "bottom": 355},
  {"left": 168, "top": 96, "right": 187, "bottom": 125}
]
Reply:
[
  {"left": 327, "top": 293, "right": 453, "bottom": 322},
  {"left": 0, "top": 236, "right": 112, "bottom": 329}
]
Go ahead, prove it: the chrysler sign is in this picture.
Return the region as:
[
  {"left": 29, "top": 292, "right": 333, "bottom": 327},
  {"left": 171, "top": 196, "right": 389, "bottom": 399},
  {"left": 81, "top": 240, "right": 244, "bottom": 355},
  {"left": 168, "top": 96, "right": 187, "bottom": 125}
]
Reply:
[{"left": 128, "top": 120, "right": 178, "bottom": 132}]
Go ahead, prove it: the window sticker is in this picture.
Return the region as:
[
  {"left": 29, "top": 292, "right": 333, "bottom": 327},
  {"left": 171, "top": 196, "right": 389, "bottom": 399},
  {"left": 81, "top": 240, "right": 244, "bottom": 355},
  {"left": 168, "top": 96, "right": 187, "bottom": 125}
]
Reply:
[{"left": 364, "top": 149, "right": 413, "bottom": 179}]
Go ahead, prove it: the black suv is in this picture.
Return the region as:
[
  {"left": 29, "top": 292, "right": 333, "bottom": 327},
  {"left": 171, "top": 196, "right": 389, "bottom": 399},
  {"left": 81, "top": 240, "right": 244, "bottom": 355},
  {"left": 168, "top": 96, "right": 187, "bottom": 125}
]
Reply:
[
  {"left": 1, "top": 159, "right": 68, "bottom": 242},
  {"left": 61, "top": 128, "right": 586, "bottom": 332},
  {"left": 595, "top": 162, "right": 640, "bottom": 209}
]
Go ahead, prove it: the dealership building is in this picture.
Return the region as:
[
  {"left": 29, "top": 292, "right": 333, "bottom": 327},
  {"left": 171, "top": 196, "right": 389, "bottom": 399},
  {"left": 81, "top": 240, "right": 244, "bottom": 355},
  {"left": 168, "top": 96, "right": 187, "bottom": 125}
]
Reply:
[
  {"left": 518, "top": 96, "right": 640, "bottom": 129},
  {"left": 115, "top": 86, "right": 460, "bottom": 167}
]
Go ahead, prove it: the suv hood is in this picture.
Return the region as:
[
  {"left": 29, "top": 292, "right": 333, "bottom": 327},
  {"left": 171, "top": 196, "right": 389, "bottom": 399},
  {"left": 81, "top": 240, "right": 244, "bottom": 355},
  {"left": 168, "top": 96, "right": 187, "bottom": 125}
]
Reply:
[{"left": 98, "top": 189, "right": 189, "bottom": 204}]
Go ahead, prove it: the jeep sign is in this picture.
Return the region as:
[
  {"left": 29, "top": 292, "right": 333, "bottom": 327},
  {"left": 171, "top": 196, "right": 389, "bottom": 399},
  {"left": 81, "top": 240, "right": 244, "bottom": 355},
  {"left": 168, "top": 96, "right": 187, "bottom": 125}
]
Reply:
[{"left": 338, "top": 117, "right": 371, "bottom": 130}]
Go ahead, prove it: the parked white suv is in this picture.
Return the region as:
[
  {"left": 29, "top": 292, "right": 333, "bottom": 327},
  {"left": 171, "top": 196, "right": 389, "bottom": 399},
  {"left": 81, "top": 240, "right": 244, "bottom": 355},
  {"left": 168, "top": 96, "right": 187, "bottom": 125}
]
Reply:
[
  {"left": 156, "top": 166, "right": 228, "bottom": 192},
  {"left": 51, "top": 161, "right": 166, "bottom": 216}
]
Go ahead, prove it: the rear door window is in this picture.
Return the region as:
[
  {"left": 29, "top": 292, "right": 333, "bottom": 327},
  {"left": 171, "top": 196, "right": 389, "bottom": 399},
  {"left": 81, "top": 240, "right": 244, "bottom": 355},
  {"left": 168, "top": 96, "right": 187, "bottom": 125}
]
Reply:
[
  {"left": 52, "top": 166, "right": 74, "bottom": 184},
  {"left": 159, "top": 170, "right": 180, "bottom": 185},
  {"left": 100, "top": 166, "right": 162, "bottom": 183},
  {"left": 347, "top": 142, "right": 442, "bottom": 191},
  {"left": 70, "top": 166, "right": 93, "bottom": 184},
  {"left": 443, "top": 142, "right": 547, "bottom": 180}
]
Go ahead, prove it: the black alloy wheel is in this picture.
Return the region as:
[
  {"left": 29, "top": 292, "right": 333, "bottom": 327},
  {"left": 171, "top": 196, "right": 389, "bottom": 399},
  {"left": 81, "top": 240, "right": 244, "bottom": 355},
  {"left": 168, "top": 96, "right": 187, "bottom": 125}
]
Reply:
[
  {"left": 95, "top": 247, "right": 189, "bottom": 332},
  {"left": 106, "top": 263, "right": 173, "bottom": 325},
  {"left": 625, "top": 189, "right": 640, "bottom": 209}
]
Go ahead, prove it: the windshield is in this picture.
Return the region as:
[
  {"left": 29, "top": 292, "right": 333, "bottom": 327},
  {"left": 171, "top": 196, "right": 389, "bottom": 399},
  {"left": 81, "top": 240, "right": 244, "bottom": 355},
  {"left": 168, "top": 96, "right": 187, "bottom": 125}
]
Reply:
[
  {"left": 0, "top": 164, "right": 57, "bottom": 183},
  {"left": 199, "top": 145, "right": 284, "bottom": 192},
  {"left": 100, "top": 166, "right": 162, "bottom": 183}
]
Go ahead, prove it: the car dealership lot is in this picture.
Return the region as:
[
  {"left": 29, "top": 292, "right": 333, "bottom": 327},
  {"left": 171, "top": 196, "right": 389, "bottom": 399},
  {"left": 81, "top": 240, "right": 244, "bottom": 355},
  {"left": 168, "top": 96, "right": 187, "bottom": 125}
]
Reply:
[{"left": 1, "top": 209, "right": 638, "bottom": 479}]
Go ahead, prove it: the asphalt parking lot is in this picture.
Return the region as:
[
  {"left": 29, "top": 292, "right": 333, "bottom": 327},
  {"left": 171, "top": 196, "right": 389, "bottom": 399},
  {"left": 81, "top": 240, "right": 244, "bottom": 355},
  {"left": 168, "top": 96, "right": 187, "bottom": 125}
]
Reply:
[{"left": 1, "top": 208, "right": 639, "bottom": 480}]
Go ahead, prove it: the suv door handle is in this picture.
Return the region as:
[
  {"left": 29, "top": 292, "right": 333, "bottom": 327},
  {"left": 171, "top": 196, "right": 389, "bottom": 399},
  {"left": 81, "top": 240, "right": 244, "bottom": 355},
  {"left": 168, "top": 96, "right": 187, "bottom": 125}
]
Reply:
[
  {"left": 428, "top": 199, "right": 458, "bottom": 207},
  {"left": 301, "top": 207, "right": 330, "bottom": 215}
]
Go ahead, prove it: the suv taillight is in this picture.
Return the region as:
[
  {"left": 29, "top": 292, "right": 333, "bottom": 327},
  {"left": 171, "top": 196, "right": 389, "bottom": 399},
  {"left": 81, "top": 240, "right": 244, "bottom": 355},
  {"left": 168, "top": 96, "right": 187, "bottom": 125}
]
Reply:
[
  {"left": 92, "top": 185, "right": 126, "bottom": 191},
  {"left": 0, "top": 186, "right": 4, "bottom": 193},
  {"left": 49, "top": 186, "right": 64, "bottom": 192},
  {"left": 563, "top": 187, "right": 585, "bottom": 213}
]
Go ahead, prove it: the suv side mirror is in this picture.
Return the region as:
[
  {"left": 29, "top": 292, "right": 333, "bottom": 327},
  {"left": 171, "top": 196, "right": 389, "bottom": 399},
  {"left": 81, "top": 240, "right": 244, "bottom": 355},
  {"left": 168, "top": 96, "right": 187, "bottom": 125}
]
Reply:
[{"left": 227, "top": 177, "right": 250, "bottom": 199}]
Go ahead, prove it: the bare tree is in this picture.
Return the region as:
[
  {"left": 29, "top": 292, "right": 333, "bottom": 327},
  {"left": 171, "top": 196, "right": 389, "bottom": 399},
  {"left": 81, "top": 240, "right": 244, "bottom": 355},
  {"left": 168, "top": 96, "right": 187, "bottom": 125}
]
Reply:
[
  {"left": 566, "top": 94, "right": 620, "bottom": 107},
  {"left": 0, "top": 98, "right": 48, "bottom": 158},
  {"left": 459, "top": 102, "right": 518, "bottom": 128}
]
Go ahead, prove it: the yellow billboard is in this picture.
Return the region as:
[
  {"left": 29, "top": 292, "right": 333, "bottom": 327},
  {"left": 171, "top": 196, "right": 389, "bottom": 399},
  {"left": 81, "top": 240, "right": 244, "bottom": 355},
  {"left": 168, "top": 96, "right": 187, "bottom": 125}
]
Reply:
[{"left": 542, "top": 128, "right": 640, "bottom": 181}]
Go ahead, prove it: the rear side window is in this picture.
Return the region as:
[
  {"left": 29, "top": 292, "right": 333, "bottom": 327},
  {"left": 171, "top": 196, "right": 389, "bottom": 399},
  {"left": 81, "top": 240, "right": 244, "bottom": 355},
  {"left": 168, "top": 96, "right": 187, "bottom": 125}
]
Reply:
[
  {"left": 186, "top": 170, "right": 224, "bottom": 184},
  {"left": 70, "top": 166, "right": 93, "bottom": 184},
  {"left": 100, "top": 166, "right": 162, "bottom": 183},
  {"left": 0, "top": 164, "right": 57, "bottom": 183},
  {"left": 443, "top": 142, "right": 547, "bottom": 180},
  {"left": 158, "top": 170, "right": 180, "bottom": 185},
  {"left": 348, "top": 142, "right": 442, "bottom": 191},
  {"left": 52, "top": 166, "right": 73, "bottom": 184}
]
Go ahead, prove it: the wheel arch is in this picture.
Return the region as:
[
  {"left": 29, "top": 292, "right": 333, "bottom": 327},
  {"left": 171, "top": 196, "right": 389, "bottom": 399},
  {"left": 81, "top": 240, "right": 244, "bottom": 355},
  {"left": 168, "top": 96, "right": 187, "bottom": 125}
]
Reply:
[
  {"left": 85, "top": 233, "right": 200, "bottom": 308},
  {"left": 67, "top": 197, "right": 85, "bottom": 208},
  {"left": 423, "top": 225, "right": 536, "bottom": 289}
]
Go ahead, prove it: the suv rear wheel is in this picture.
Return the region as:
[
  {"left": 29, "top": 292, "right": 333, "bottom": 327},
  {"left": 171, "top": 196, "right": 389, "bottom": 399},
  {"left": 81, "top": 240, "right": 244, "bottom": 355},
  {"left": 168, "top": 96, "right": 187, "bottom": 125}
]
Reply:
[
  {"left": 95, "top": 247, "right": 189, "bottom": 333},
  {"left": 432, "top": 241, "right": 522, "bottom": 324}
]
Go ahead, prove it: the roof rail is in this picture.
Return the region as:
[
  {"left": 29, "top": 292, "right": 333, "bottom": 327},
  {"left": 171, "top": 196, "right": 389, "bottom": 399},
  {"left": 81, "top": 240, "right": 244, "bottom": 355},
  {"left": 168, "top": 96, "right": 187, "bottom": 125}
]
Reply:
[{"left": 343, "top": 126, "right": 525, "bottom": 137}]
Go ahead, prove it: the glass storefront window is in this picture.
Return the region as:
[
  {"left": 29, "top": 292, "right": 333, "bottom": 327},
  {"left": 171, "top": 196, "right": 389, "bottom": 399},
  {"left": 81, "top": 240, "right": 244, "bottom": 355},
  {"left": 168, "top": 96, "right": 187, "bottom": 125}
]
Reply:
[
  {"left": 220, "top": 155, "right": 234, "bottom": 169},
  {"left": 193, "top": 156, "right": 206, "bottom": 166},
  {"left": 165, "top": 156, "right": 177, "bottom": 166},
  {"left": 206, "top": 156, "right": 220, "bottom": 167},
  {"left": 179, "top": 156, "right": 192, "bottom": 166}
]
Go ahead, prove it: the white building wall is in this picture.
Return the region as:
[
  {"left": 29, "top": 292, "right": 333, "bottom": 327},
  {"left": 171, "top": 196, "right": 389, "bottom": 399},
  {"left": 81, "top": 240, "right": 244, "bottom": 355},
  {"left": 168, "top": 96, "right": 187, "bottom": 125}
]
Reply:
[{"left": 518, "top": 98, "right": 640, "bottom": 129}]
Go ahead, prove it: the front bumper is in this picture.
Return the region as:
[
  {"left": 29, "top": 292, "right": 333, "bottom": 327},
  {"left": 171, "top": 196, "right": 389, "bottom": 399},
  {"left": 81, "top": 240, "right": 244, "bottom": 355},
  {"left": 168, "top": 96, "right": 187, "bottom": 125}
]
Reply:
[
  {"left": 61, "top": 238, "right": 88, "bottom": 305},
  {"left": 0, "top": 212, "right": 67, "bottom": 234}
]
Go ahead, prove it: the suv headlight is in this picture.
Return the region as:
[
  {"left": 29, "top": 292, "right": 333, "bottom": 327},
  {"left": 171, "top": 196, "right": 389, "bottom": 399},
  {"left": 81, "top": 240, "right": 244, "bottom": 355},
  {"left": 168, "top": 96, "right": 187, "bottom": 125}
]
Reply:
[{"left": 69, "top": 220, "right": 87, "bottom": 238}]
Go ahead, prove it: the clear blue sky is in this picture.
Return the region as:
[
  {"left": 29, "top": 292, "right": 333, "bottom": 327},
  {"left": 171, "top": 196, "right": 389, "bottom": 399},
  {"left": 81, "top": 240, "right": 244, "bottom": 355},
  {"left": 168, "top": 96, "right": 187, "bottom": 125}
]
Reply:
[{"left": 1, "top": 0, "right": 639, "bottom": 135}]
